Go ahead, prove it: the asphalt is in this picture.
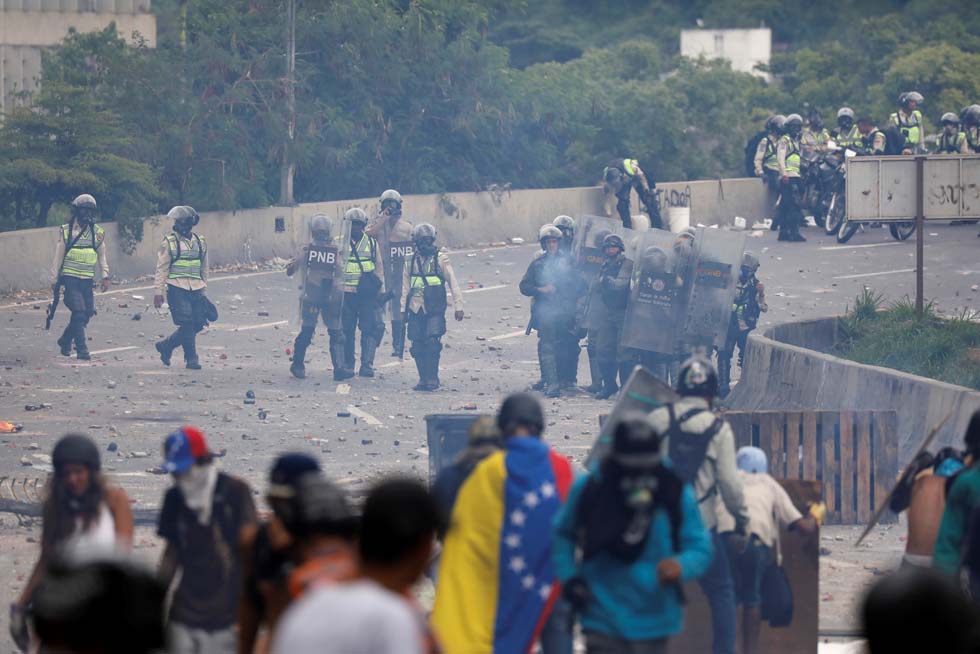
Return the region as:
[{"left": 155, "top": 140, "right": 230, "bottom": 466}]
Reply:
[{"left": 0, "top": 220, "right": 976, "bottom": 645}]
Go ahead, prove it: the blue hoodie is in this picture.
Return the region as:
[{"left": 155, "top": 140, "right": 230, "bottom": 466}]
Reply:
[{"left": 552, "top": 472, "right": 713, "bottom": 641}]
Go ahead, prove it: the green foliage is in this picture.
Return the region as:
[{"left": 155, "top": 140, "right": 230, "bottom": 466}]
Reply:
[
  {"left": 2, "top": 0, "right": 980, "bottom": 240},
  {"left": 834, "top": 291, "right": 980, "bottom": 391}
]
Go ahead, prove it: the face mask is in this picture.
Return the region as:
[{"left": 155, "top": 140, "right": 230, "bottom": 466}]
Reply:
[{"left": 177, "top": 464, "right": 218, "bottom": 524}]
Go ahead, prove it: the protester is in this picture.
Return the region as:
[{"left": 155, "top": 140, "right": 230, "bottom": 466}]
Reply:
[
  {"left": 862, "top": 567, "right": 980, "bottom": 654},
  {"left": 889, "top": 447, "right": 965, "bottom": 569},
  {"left": 158, "top": 426, "right": 257, "bottom": 654},
  {"left": 272, "top": 478, "right": 442, "bottom": 654},
  {"left": 933, "top": 410, "right": 980, "bottom": 596},
  {"left": 10, "top": 434, "right": 133, "bottom": 653},
  {"left": 432, "top": 393, "right": 574, "bottom": 654},
  {"left": 31, "top": 558, "right": 167, "bottom": 654},
  {"left": 239, "top": 453, "right": 322, "bottom": 654},
  {"left": 717, "top": 447, "right": 821, "bottom": 654},
  {"left": 553, "top": 413, "right": 712, "bottom": 654},
  {"left": 431, "top": 415, "right": 503, "bottom": 532}
]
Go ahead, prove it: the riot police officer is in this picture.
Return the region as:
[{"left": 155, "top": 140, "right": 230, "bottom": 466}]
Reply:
[
  {"left": 602, "top": 158, "right": 662, "bottom": 229},
  {"left": 935, "top": 113, "right": 969, "bottom": 154},
  {"left": 962, "top": 104, "right": 980, "bottom": 153},
  {"left": 553, "top": 215, "right": 575, "bottom": 255},
  {"left": 341, "top": 208, "right": 385, "bottom": 378},
  {"left": 833, "top": 107, "right": 860, "bottom": 148},
  {"left": 520, "top": 225, "right": 582, "bottom": 398},
  {"left": 286, "top": 214, "right": 353, "bottom": 381},
  {"left": 400, "top": 223, "right": 464, "bottom": 391},
  {"left": 367, "top": 189, "right": 413, "bottom": 358},
  {"left": 154, "top": 206, "right": 210, "bottom": 370},
  {"left": 718, "top": 252, "right": 768, "bottom": 397},
  {"left": 777, "top": 114, "right": 807, "bottom": 242},
  {"left": 50, "top": 194, "right": 110, "bottom": 360},
  {"left": 590, "top": 233, "right": 633, "bottom": 399},
  {"left": 889, "top": 92, "right": 925, "bottom": 154},
  {"left": 553, "top": 215, "right": 584, "bottom": 390}
]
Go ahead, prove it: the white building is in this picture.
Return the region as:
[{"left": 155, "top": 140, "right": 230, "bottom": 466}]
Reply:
[
  {"left": 0, "top": 0, "right": 156, "bottom": 114},
  {"left": 679, "top": 28, "right": 771, "bottom": 81}
]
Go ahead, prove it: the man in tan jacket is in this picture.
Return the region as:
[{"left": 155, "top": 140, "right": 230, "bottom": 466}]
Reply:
[
  {"left": 367, "top": 189, "right": 413, "bottom": 359},
  {"left": 399, "top": 223, "right": 463, "bottom": 391}
]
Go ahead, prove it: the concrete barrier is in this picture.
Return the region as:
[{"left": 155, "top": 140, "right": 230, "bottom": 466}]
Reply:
[
  {"left": 0, "top": 178, "right": 769, "bottom": 292},
  {"left": 728, "top": 317, "right": 980, "bottom": 460}
]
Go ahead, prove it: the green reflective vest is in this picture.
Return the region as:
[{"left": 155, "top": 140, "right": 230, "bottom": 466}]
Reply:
[
  {"left": 622, "top": 158, "right": 639, "bottom": 177},
  {"left": 60, "top": 224, "right": 104, "bottom": 279},
  {"left": 166, "top": 233, "right": 207, "bottom": 281},
  {"left": 836, "top": 125, "right": 861, "bottom": 148},
  {"left": 343, "top": 234, "right": 377, "bottom": 290},
  {"left": 410, "top": 255, "right": 444, "bottom": 295},
  {"left": 935, "top": 131, "right": 967, "bottom": 154},
  {"left": 779, "top": 134, "right": 801, "bottom": 175},
  {"left": 889, "top": 110, "right": 922, "bottom": 147},
  {"left": 763, "top": 136, "right": 780, "bottom": 171}
]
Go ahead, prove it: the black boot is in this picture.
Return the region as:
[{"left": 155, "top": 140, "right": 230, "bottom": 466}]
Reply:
[
  {"left": 359, "top": 337, "right": 377, "bottom": 377},
  {"left": 427, "top": 348, "right": 442, "bottom": 391},
  {"left": 597, "top": 363, "right": 619, "bottom": 400},
  {"left": 291, "top": 340, "right": 308, "bottom": 379},
  {"left": 181, "top": 325, "right": 201, "bottom": 370},
  {"left": 343, "top": 329, "right": 357, "bottom": 372},
  {"left": 328, "top": 331, "right": 354, "bottom": 381},
  {"left": 73, "top": 319, "right": 90, "bottom": 360},
  {"left": 57, "top": 328, "right": 72, "bottom": 357},
  {"left": 412, "top": 354, "right": 428, "bottom": 391},
  {"left": 391, "top": 320, "right": 406, "bottom": 358},
  {"left": 155, "top": 330, "right": 178, "bottom": 367},
  {"left": 584, "top": 337, "right": 602, "bottom": 393}
]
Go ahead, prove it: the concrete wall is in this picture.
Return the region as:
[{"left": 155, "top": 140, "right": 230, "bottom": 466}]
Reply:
[
  {"left": 728, "top": 317, "right": 980, "bottom": 460},
  {"left": 0, "top": 177, "right": 770, "bottom": 292}
]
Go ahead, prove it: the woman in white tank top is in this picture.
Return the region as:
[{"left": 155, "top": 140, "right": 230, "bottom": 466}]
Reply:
[{"left": 10, "top": 434, "right": 133, "bottom": 651}]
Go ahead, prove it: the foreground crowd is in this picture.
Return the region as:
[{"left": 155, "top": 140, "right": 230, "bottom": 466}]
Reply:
[{"left": 9, "top": 363, "right": 980, "bottom": 653}]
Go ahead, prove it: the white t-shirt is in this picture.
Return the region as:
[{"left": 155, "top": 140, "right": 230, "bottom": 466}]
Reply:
[
  {"left": 272, "top": 579, "right": 423, "bottom": 654},
  {"left": 716, "top": 471, "right": 802, "bottom": 547},
  {"left": 61, "top": 503, "right": 118, "bottom": 563}
]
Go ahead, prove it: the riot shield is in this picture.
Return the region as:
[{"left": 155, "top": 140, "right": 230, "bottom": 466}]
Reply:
[
  {"left": 378, "top": 219, "right": 413, "bottom": 320},
  {"left": 681, "top": 227, "right": 746, "bottom": 349},
  {"left": 621, "top": 229, "right": 691, "bottom": 355},
  {"left": 296, "top": 216, "right": 349, "bottom": 331},
  {"left": 572, "top": 215, "right": 632, "bottom": 278},
  {"left": 585, "top": 366, "right": 679, "bottom": 468}
]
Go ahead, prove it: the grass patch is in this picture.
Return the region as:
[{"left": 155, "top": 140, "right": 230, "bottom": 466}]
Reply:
[{"left": 833, "top": 290, "right": 980, "bottom": 391}]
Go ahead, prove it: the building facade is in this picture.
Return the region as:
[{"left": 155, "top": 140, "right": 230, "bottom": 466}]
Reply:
[{"left": 679, "top": 28, "right": 771, "bottom": 81}]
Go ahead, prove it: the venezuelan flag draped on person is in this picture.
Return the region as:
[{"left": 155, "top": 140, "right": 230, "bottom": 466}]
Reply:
[{"left": 432, "top": 409, "right": 573, "bottom": 654}]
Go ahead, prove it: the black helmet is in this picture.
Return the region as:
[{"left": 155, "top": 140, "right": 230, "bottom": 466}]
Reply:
[
  {"left": 412, "top": 222, "right": 437, "bottom": 255},
  {"left": 497, "top": 392, "right": 544, "bottom": 437},
  {"left": 676, "top": 356, "right": 719, "bottom": 398},
  {"left": 71, "top": 194, "right": 98, "bottom": 224},
  {"left": 539, "top": 224, "right": 561, "bottom": 250},
  {"left": 310, "top": 214, "right": 332, "bottom": 242},
  {"left": 641, "top": 246, "right": 668, "bottom": 271},
  {"left": 344, "top": 207, "right": 368, "bottom": 226},
  {"left": 941, "top": 112, "right": 960, "bottom": 126},
  {"left": 808, "top": 110, "right": 824, "bottom": 130},
  {"left": 289, "top": 473, "right": 356, "bottom": 539},
  {"left": 267, "top": 452, "right": 321, "bottom": 502},
  {"left": 611, "top": 411, "right": 662, "bottom": 467},
  {"left": 765, "top": 114, "right": 786, "bottom": 133},
  {"left": 380, "top": 189, "right": 403, "bottom": 214},
  {"left": 602, "top": 233, "right": 625, "bottom": 252},
  {"left": 52, "top": 434, "right": 101, "bottom": 473},
  {"left": 962, "top": 104, "right": 980, "bottom": 128},
  {"left": 168, "top": 206, "right": 199, "bottom": 236},
  {"left": 553, "top": 215, "right": 575, "bottom": 238},
  {"left": 785, "top": 113, "right": 804, "bottom": 133}
]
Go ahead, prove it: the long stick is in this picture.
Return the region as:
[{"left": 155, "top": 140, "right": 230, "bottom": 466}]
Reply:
[{"left": 854, "top": 409, "right": 954, "bottom": 547}]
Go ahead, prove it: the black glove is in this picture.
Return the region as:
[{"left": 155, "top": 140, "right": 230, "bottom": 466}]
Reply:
[
  {"left": 562, "top": 576, "right": 593, "bottom": 612},
  {"left": 9, "top": 603, "right": 29, "bottom": 652}
]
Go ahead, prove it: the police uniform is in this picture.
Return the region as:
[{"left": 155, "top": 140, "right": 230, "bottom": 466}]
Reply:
[
  {"left": 935, "top": 131, "right": 969, "bottom": 154},
  {"left": 801, "top": 126, "right": 830, "bottom": 154},
  {"left": 154, "top": 230, "right": 209, "bottom": 369},
  {"left": 400, "top": 248, "right": 463, "bottom": 391},
  {"left": 718, "top": 272, "right": 767, "bottom": 397},
  {"left": 588, "top": 251, "right": 633, "bottom": 399},
  {"left": 860, "top": 127, "right": 887, "bottom": 155},
  {"left": 342, "top": 231, "right": 385, "bottom": 377},
  {"left": 833, "top": 125, "right": 862, "bottom": 148},
  {"left": 603, "top": 158, "right": 661, "bottom": 229},
  {"left": 776, "top": 132, "right": 805, "bottom": 241},
  {"left": 367, "top": 212, "right": 413, "bottom": 358},
  {"left": 287, "top": 235, "right": 350, "bottom": 381},
  {"left": 888, "top": 109, "right": 923, "bottom": 153},
  {"left": 51, "top": 222, "right": 108, "bottom": 358}
]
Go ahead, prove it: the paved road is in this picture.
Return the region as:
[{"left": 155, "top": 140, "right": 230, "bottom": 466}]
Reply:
[{"left": 0, "top": 220, "right": 975, "bottom": 645}]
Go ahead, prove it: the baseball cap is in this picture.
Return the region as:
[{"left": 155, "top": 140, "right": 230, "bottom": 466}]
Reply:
[
  {"left": 163, "top": 426, "right": 210, "bottom": 474},
  {"left": 736, "top": 446, "right": 768, "bottom": 474}
]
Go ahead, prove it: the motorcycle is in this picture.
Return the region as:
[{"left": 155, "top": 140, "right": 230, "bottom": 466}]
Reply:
[
  {"left": 829, "top": 141, "right": 916, "bottom": 244},
  {"left": 819, "top": 149, "right": 847, "bottom": 235},
  {"left": 801, "top": 150, "right": 826, "bottom": 225}
]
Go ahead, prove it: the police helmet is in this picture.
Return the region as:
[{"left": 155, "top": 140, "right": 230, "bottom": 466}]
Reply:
[
  {"left": 964, "top": 104, "right": 980, "bottom": 127},
  {"left": 837, "top": 107, "right": 855, "bottom": 120},
  {"left": 785, "top": 113, "right": 804, "bottom": 127},
  {"left": 553, "top": 215, "right": 575, "bottom": 235},
  {"left": 168, "top": 205, "right": 200, "bottom": 229},
  {"left": 941, "top": 112, "right": 960, "bottom": 126},
  {"left": 71, "top": 194, "right": 98, "bottom": 223},
  {"left": 592, "top": 229, "right": 611, "bottom": 248},
  {"left": 538, "top": 224, "right": 562, "bottom": 248},
  {"left": 679, "top": 226, "right": 696, "bottom": 240},
  {"left": 412, "top": 222, "right": 437, "bottom": 243},
  {"left": 766, "top": 114, "right": 786, "bottom": 133},
  {"left": 379, "top": 189, "right": 403, "bottom": 212},
  {"left": 741, "top": 251, "right": 760, "bottom": 273},
  {"left": 809, "top": 111, "right": 824, "bottom": 130},
  {"left": 901, "top": 91, "right": 924, "bottom": 106},
  {"left": 310, "top": 214, "right": 332, "bottom": 241},
  {"left": 676, "top": 356, "right": 719, "bottom": 398},
  {"left": 602, "top": 233, "right": 625, "bottom": 252},
  {"left": 642, "top": 246, "right": 668, "bottom": 271},
  {"left": 344, "top": 207, "right": 368, "bottom": 225}
]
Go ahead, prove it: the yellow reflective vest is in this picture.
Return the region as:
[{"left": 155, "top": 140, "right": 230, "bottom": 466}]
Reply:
[{"left": 60, "top": 224, "right": 105, "bottom": 279}]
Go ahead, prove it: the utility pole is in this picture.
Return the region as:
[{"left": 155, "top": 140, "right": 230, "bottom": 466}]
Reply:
[{"left": 280, "top": 0, "right": 296, "bottom": 206}]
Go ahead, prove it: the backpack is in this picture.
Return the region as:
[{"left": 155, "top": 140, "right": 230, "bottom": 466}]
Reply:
[
  {"left": 745, "top": 130, "right": 767, "bottom": 177},
  {"left": 666, "top": 404, "right": 724, "bottom": 498},
  {"left": 760, "top": 562, "right": 794, "bottom": 627},
  {"left": 882, "top": 126, "right": 906, "bottom": 155}
]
